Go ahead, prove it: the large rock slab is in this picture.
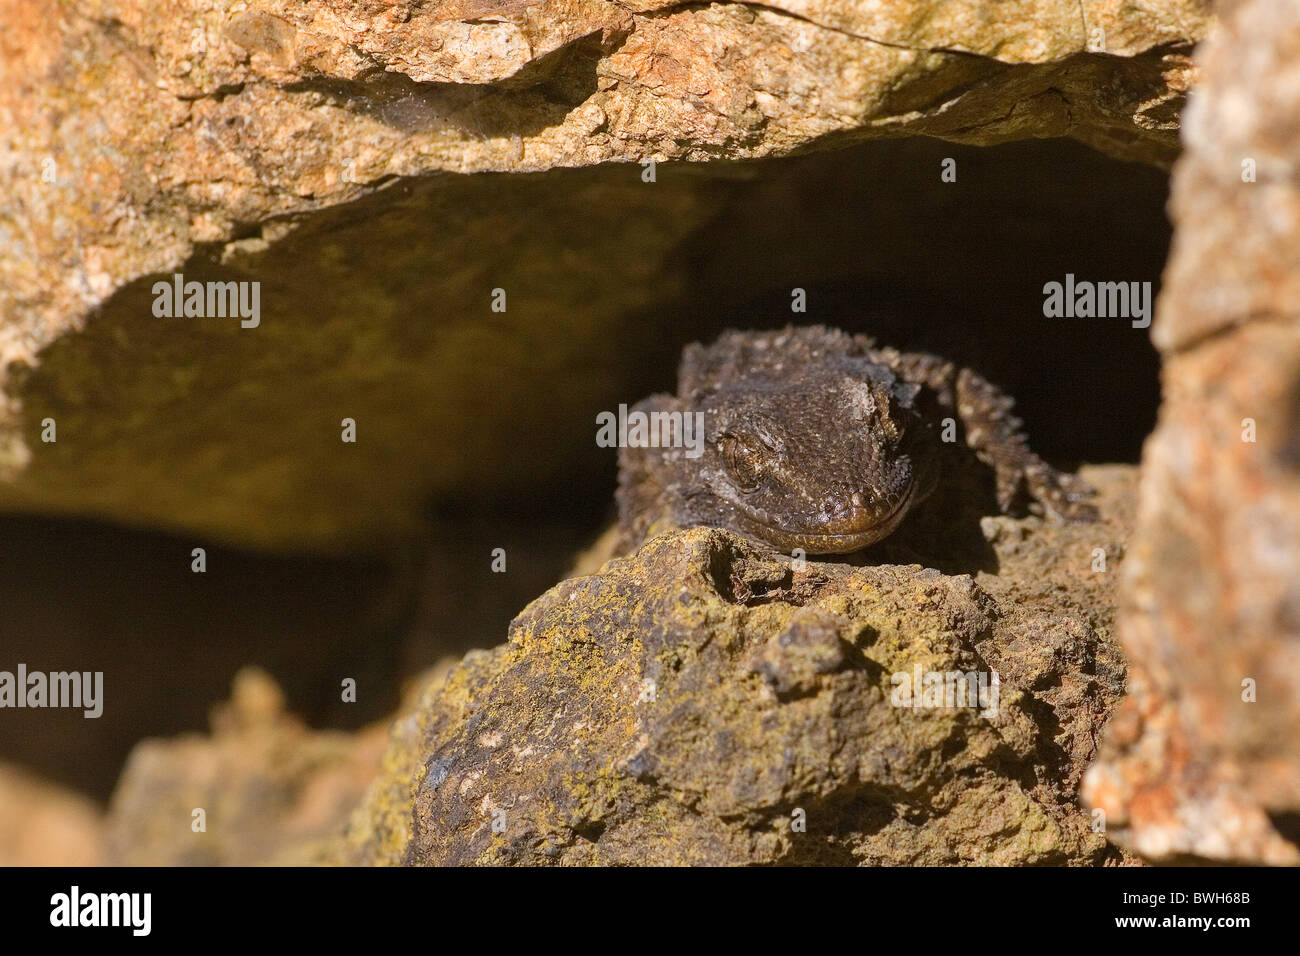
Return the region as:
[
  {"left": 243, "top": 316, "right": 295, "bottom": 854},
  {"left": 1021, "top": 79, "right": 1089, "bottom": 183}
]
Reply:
[
  {"left": 345, "top": 466, "right": 1136, "bottom": 865},
  {"left": 0, "top": 1, "right": 1202, "bottom": 548},
  {"left": 1083, "top": 0, "right": 1300, "bottom": 865}
]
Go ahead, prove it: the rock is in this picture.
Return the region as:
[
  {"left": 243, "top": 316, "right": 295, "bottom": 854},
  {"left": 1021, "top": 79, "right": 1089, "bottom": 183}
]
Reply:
[
  {"left": 104, "top": 667, "right": 390, "bottom": 865},
  {"left": 345, "top": 466, "right": 1136, "bottom": 865},
  {"left": 0, "top": 169, "right": 714, "bottom": 551},
  {"left": 0, "top": 517, "right": 422, "bottom": 801},
  {"left": 1083, "top": 0, "right": 1300, "bottom": 865},
  {"left": 0, "top": 1, "right": 1202, "bottom": 549},
  {"left": 0, "top": 762, "right": 104, "bottom": 866}
]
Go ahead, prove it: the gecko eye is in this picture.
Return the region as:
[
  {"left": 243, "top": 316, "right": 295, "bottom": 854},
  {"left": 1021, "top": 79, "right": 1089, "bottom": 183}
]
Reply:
[{"left": 719, "top": 434, "right": 765, "bottom": 492}]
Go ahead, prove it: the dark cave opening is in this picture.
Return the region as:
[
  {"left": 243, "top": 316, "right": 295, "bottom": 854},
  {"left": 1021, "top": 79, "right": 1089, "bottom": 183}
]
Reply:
[{"left": 618, "top": 136, "right": 1167, "bottom": 470}]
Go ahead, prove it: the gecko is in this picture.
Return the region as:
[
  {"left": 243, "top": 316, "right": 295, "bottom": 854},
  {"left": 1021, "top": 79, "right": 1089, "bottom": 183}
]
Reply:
[{"left": 615, "top": 326, "right": 1096, "bottom": 555}]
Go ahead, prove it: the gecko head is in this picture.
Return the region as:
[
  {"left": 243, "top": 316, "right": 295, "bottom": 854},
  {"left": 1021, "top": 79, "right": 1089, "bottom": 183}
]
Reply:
[{"left": 688, "top": 368, "right": 937, "bottom": 554}]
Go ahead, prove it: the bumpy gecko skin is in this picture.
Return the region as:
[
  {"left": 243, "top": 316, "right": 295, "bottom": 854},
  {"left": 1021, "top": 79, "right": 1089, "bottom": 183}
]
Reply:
[{"left": 616, "top": 326, "right": 1096, "bottom": 555}]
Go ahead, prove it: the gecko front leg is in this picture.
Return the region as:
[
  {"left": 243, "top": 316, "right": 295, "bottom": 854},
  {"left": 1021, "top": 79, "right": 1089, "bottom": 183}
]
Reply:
[
  {"left": 954, "top": 368, "right": 1097, "bottom": 521},
  {"left": 867, "top": 345, "right": 1098, "bottom": 522}
]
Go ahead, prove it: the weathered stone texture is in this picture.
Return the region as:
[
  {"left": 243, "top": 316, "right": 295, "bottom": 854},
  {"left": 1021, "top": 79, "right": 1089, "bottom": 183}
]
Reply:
[
  {"left": 345, "top": 467, "right": 1136, "bottom": 865},
  {"left": 1083, "top": 0, "right": 1300, "bottom": 865},
  {"left": 1, "top": 1, "right": 1205, "bottom": 545}
]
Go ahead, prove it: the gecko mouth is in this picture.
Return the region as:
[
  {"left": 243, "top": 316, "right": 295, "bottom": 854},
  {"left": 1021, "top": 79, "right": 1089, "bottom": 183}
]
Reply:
[{"left": 743, "top": 483, "right": 917, "bottom": 555}]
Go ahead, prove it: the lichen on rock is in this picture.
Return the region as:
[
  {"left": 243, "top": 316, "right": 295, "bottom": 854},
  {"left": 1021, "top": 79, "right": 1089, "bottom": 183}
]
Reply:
[{"left": 345, "top": 466, "right": 1135, "bottom": 865}]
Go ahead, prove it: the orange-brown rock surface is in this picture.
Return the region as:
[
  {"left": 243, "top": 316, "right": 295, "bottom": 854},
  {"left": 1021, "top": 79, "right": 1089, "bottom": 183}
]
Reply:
[
  {"left": 1083, "top": 0, "right": 1300, "bottom": 865},
  {"left": 0, "top": 762, "right": 104, "bottom": 866},
  {"left": 104, "top": 668, "right": 389, "bottom": 865}
]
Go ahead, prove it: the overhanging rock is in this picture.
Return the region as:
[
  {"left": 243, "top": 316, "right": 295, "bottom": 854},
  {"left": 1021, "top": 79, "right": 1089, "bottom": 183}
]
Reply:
[{"left": 0, "top": 0, "right": 1204, "bottom": 548}]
